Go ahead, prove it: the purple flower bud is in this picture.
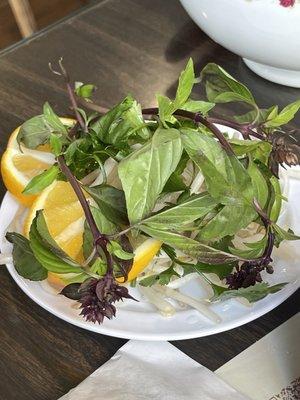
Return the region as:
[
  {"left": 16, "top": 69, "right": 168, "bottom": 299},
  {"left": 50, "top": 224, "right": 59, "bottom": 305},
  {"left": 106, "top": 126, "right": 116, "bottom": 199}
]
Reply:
[{"left": 77, "top": 276, "right": 136, "bottom": 324}]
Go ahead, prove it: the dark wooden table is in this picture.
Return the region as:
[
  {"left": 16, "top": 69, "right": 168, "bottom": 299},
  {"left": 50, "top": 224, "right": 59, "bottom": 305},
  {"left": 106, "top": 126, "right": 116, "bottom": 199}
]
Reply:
[{"left": 0, "top": 1, "right": 299, "bottom": 398}]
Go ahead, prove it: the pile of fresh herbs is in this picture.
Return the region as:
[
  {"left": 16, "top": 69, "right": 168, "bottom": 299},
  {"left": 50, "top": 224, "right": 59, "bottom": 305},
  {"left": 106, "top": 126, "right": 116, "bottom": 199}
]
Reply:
[{"left": 4, "top": 58, "right": 300, "bottom": 324}]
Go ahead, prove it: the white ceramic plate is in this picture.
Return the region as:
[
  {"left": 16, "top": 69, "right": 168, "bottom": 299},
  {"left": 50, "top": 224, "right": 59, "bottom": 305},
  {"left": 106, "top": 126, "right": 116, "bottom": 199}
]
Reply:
[{"left": 0, "top": 168, "right": 299, "bottom": 341}]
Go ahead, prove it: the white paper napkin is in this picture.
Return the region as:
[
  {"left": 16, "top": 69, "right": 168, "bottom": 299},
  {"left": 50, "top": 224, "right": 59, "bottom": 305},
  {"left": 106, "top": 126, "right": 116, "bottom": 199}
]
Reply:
[
  {"left": 216, "top": 313, "right": 300, "bottom": 400},
  {"left": 59, "top": 340, "right": 249, "bottom": 400}
]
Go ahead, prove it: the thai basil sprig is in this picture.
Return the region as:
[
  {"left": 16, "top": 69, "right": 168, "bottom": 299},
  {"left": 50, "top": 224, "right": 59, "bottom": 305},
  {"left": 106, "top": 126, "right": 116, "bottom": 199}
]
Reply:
[{"left": 6, "top": 57, "right": 300, "bottom": 323}]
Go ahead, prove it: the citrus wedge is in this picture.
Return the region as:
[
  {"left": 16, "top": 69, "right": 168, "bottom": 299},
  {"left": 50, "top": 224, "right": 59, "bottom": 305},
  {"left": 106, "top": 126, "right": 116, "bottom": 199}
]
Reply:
[{"left": 1, "top": 117, "right": 74, "bottom": 206}]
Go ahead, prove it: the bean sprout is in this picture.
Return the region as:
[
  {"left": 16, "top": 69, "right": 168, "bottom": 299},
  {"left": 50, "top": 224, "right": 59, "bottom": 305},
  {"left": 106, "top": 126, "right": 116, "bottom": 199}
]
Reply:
[
  {"left": 155, "top": 285, "right": 221, "bottom": 323},
  {"left": 138, "top": 285, "right": 175, "bottom": 317}
]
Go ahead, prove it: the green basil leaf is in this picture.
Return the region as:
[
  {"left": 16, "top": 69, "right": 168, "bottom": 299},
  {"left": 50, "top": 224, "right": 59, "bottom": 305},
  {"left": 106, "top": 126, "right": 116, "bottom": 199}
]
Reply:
[
  {"left": 75, "top": 83, "right": 95, "bottom": 99},
  {"left": 269, "top": 175, "right": 282, "bottom": 222},
  {"left": 163, "top": 151, "right": 189, "bottom": 193},
  {"left": 198, "top": 204, "right": 255, "bottom": 241},
  {"left": 35, "top": 210, "right": 81, "bottom": 267},
  {"left": 157, "top": 95, "right": 175, "bottom": 124},
  {"left": 43, "top": 102, "right": 68, "bottom": 135},
  {"left": 5, "top": 232, "right": 47, "bottom": 281},
  {"left": 157, "top": 58, "right": 195, "bottom": 123},
  {"left": 139, "top": 275, "right": 158, "bottom": 287},
  {"left": 139, "top": 224, "right": 239, "bottom": 264},
  {"left": 82, "top": 206, "right": 117, "bottom": 260},
  {"left": 91, "top": 96, "right": 149, "bottom": 147},
  {"left": 229, "top": 139, "right": 272, "bottom": 159},
  {"left": 83, "top": 222, "right": 93, "bottom": 260},
  {"left": 266, "top": 105, "right": 279, "bottom": 121},
  {"left": 201, "top": 63, "right": 256, "bottom": 107},
  {"left": 60, "top": 283, "right": 81, "bottom": 300},
  {"left": 29, "top": 215, "right": 82, "bottom": 273},
  {"left": 83, "top": 185, "right": 128, "bottom": 225},
  {"left": 90, "top": 205, "right": 117, "bottom": 234},
  {"left": 265, "top": 100, "right": 300, "bottom": 128},
  {"left": 211, "top": 282, "right": 287, "bottom": 303},
  {"left": 229, "top": 235, "right": 267, "bottom": 259},
  {"left": 210, "top": 283, "right": 228, "bottom": 298},
  {"left": 272, "top": 224, "right": 300, "bottom": 247},
  {"left": 162, "top": 172, "right": 187, "bottom": 193},
  {"left": 182, "top": 128, "right": 254, "bottom": 206},
  {"left": 173, "top": 58, "right": 195, "bottom": 110},
  {"left": 142, "top": 193, "right": 217, "bottom": 230},
  {"left": 17, "top": 115, "right": 52, "bottom": 149},
  {"left": 90, "top": 258, "right": 107, "bottom": 276},
  {"left": 139, "top": 265, "right": 179, "bottom": 287},
  {"left": 180, "top": 99, "right": 215, "bottom": 115},
  {"left": 118, "top": 128, "right": 183, "bottom": 224},
  {"left": 107, "top": 240, "right": 134, "bottom": 260},
  {"left": 50, "top": 133, "right": 63, "bottom": 156},
  {"left": 23, "top": 165, "right": 59, "bottom": 195},
  {"left": 248, "top": 158, "right": 269, "bottom": 208},
  {"left": 178, "top": 260, "right": 234, "bottom": 279}
]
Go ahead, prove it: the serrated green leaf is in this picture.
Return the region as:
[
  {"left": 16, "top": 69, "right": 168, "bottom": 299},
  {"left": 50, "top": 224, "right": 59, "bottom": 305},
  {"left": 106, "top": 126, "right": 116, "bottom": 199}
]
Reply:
[
  {"left": 266, "top": 105, "right": 278, "bottom": 121},
  {"left": 5, "top": 232, "right": 47, "bottom": 281},
  {"left": 211, "top": 282, "right": 287, "bottom": 302},
  {"left": 118, "top": 128, "right": 183, "bottom": 224},
  {"left": 23, "top": 165, "right": 59, "bottom": 195}
]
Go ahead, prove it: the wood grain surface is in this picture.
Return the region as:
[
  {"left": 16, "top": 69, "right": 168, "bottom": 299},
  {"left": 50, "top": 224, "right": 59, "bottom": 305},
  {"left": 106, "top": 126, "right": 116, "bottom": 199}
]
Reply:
[{"left": 0, "top": 0, "right": 299, "bottom": 398}]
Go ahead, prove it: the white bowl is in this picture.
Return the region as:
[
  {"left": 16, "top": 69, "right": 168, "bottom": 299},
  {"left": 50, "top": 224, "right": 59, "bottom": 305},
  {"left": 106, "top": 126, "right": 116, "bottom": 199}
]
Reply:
[{"left": 180, "top": 0, "right": 300, "bottom": 87}]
